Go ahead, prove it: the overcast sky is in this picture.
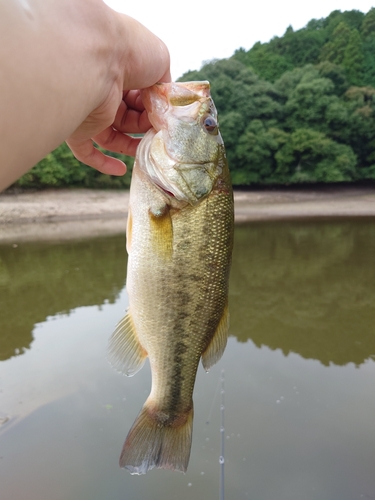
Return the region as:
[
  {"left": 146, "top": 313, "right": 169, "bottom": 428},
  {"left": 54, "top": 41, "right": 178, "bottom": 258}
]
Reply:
[{"left": 104, "top": 0, "right": 374, "bottom": 80}]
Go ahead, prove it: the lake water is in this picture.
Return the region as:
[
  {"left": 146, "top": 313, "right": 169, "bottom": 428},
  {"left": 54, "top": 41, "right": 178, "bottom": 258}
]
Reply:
[{"left": 0, "top": 220, "right": 375, "bottom": 500}]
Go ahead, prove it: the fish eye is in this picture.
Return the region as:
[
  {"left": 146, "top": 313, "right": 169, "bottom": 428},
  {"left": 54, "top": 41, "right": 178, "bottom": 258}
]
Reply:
[{"left": 202, "top": 115, "right": 218, "bottom": 134}]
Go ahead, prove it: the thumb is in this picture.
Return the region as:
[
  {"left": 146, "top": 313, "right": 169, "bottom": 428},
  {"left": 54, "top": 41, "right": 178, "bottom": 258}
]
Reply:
[{"left": 119, "top": 14, "right": 171, "bottom": 89}]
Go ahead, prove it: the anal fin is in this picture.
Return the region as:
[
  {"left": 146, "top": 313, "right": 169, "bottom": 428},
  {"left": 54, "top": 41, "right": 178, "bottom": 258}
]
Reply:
[
  {"left": 201, "top": 303, "right": 230, "bottom": 371},
  {"left": 108, "top": 310, "right": 147, "bottom": 377}
]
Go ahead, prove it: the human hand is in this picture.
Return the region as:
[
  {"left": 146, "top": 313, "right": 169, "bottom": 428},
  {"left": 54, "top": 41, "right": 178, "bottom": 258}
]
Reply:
[
  {"left": 66, "top": 13, "right": 171, "bottom": 176},
  {"left": 0, "top": 1, "right": 170, "bottom": 191}
]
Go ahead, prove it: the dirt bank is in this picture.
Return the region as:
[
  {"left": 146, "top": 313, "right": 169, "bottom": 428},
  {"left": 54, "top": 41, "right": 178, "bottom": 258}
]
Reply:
[{"left": 1, "top": 186, "right": 375, "bottom": 242}]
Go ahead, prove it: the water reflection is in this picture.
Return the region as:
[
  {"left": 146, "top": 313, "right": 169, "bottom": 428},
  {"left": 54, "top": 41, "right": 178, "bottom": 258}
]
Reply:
[
  {"left": 0, "top": 235, "right": 127, "bottom": 360},
  {"left": 1, "top": 220, "right": 375, "bottom": 366},
  {"left": 1, "top": 221, "right": 375, "bottom": 500},
  {"left": 230, "top": 220, "right": 375, "bottom": 366}
]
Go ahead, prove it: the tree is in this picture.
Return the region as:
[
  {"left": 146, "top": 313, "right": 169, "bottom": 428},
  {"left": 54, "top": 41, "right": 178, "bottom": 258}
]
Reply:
[
  {"left": 15, "top": 143, "right": 134, "bottom": 189},
  {"left": 274, "top": 129, "right": 357, "bottom": 183},
  {"left": 283, "top": 75, "right": 338, "bottom": 132},
  {"left": 232, "top": 120, "right": 287, "bottom": 184},
  {"left": 316, "top": 61, "right": 349, "bottom": 95},
  {"left": 343, "top": 29, "right": 364, "bottom": 85},
  {"left": 218, "top": 111, "right": 246, "bottom": 167},
  {"left": 16, "top": 143, "right": 84, "bottom": 188},
  {"left": 273, "top": 28, "right": 325, "bottom": 67},
  {"left": 274, "top": 65, "right": 320, "bottom": 100},
  {"left": 361, "top": 9, "right": 375, "bottom": 86},
  {"left": 323, "top": 9, "right": 364, "bottom": 34},
  {"left": 235, "top": 42, "right": 293, "bottom": 82},
  {"left": 361, "top": 7, "right": 375, "bottom": 37},
  {"left": 320, "top": 22, "right": 352, "bottom": 64},
  {"left": 343, "top": 86, "right": 375, "bottom": 173}
]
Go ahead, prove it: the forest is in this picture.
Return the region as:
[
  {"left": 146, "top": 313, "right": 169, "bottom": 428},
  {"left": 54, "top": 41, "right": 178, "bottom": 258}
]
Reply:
[{"left": 14, "top": 8, "right": 375, "bottom": 188}]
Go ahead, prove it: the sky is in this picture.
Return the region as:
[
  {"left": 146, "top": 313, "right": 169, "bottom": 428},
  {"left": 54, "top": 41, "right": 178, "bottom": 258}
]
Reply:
[{"left": 104, "top": 0, "right": 374, "bottom": 80}]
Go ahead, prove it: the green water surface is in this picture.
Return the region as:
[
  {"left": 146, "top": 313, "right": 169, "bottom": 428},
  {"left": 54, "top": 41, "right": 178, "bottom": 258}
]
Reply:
[{"left": 0, "top": 220, "right": 374, "bottom": 500}]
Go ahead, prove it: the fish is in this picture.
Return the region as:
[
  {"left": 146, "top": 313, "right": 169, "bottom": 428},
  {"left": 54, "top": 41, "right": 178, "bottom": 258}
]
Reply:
[{"left": 108, "top": 81, "right": 234, "bottom": 475}]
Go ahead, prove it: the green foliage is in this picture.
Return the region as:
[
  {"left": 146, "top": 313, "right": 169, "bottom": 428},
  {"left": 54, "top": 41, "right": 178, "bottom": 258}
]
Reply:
[
  {"left": 343, "top": 30, "right": 364, "bottom": 85},
  {"left": 274, "top": 129, "right": 357, "bottom": 183},
  {"left": 361, "top": 8, "right": 375, "bottom": 38},
  {"left": 271, "top": 26, "right": 326, "bottom": 68},
  {"left": 233, "top": 43, "right": 293, "bottom": 82},
  {"left": 320, "top": 24, "right": 364, "bottom": 85},
  {"left": 232, "top": 8, "right": 375, "bottom": 88},
  {"left": 284, "top": 76, "right": 337, "bottom": 131},
  {"left": 233, "top": 121, "right": 284, "bottom": 184},
  {"left": 315, "top": 61, "right": 349, "bottom": 95},
  {"left": 177, "top": 7, "right": 375, "bottom": 187},
  {"left": 362, "top": 37, "right": 375, "bottom": 86},
  {"left": 14, "top": 143, "right": 134, "bottom": 189},
  {"left": 323, "top": 9, "right": 365, "bottom": 34},
  {"left": 320, "top": 22, "right": 352, "bottom": 65},
  {"left": 181, "top": 54, "right": 373, "bottom": 186}
]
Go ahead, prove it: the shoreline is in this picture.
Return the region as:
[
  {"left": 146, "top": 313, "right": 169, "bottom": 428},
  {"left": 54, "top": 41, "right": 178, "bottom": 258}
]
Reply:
[{"left": 1, "top": 186, "right": 375, "bottom": 243}]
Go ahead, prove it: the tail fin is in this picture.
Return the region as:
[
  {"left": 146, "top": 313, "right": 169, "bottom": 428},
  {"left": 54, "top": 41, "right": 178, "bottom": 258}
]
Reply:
[{"left": 120, "top": 403, "right": 194, "bottom": 475}]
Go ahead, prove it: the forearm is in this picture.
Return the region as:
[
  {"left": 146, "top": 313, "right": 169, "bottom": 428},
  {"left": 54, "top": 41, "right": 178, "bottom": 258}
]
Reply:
[
  {"left": 0, "top": 0, "right": 170, "bottom": 191},
  {"left": 0, "top": 0, "right": 113, "bottom": 188}
]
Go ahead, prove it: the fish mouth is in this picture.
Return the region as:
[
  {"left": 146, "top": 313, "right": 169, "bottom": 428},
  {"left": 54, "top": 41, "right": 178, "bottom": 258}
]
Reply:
[{"left": 141, "top": 82, "right": 212, "bottom": 131}]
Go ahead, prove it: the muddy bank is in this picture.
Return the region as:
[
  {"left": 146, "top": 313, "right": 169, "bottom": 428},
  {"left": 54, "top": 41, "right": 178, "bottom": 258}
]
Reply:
[{"left": 1, "top": 186, "right": 375, "bottom": 242}]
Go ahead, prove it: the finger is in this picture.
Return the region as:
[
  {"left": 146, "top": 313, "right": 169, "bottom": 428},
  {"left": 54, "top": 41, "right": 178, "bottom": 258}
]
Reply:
[
  {"left": 159, "top": 68, "right": 172, "bottom": 83},
  {"left": 122, "top": 90, "right": 145, "bottom": 111},
  {"left": 93, "top": 126, "right": 142, "bottom": 156},
  {"left": 121, "top": 15, "right": 171, "bottom": 89},
  {"left": 66, "top": 138, "right": 127, "bottom": 176},
  {"left": 113, "top": 98, "right": 151, "bottom": 134}
]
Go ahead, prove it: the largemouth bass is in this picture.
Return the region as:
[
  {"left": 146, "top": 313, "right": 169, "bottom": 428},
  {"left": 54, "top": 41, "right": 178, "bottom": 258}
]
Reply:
[{"left": 108, "top": 81, "right": 234, "bottom": 474}]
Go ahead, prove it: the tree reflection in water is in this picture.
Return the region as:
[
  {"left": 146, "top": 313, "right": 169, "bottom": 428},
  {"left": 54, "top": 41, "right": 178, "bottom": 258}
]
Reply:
[
  {"left": 0, "top": 235, "right": 127, "bottom": 361},
  {"left": 1, "top": 220, "right": 375, "bottom": 366},
  {"left": 230, "top": 219, "right": 375, "bottom": 366}
]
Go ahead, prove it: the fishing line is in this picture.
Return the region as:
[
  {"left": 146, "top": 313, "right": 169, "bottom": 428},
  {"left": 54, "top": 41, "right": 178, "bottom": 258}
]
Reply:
[
  {"left": 205, "top": 370, "right": 222, "bottom": 425},
  {"left": 219, "top": 369, "right": 225, "bottom": 500},
  {"left": 205, "top": 369, "right": 225, "bottom": 500}
]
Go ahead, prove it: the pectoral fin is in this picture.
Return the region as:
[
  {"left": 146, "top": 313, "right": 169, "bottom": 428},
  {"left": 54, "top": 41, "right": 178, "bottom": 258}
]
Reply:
[
  {"left": 149, "top": 203, "right": 173, "bottom": 260},
  {"left": 126, "top": 208, "right": 133, "bottom": 254},
  {"left": 108, "top": 310, "right": 147, "bottom": 377},
  {"left": 201, "top": 303, "right": 230, "bottom": 372}
]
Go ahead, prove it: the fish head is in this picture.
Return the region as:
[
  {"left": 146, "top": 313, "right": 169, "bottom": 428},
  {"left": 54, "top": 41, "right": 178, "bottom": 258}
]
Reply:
[{"left": 140, "top": 82, "right": 226, "bottom": 205}]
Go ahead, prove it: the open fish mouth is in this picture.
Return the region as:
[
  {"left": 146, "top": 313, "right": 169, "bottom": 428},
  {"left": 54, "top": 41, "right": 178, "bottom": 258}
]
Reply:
[{"left": 141, "top": 81, "right": 214, "bottom": 132}]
